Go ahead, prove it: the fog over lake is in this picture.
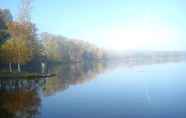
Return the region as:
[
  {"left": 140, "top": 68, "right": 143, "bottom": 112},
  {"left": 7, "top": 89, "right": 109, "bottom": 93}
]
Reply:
[
  {"left": 1, "top": 0, "right": 186, "bottom": 118},
  {"left": 0, "top": 53, "right": 186, "bottom": 118}
]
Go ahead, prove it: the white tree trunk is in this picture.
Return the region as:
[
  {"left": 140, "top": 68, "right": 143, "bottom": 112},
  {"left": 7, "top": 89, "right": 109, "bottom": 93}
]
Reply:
[
  {"left": 9, "top": 63, "right": 12, "bottom": 72},
  {"left": 17, "top": 64, "right": 21, "bottom": 72}
]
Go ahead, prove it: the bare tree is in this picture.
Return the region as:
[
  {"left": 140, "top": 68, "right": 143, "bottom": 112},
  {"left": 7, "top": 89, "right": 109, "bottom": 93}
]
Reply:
[{"left": 17, "top": 0, "right": 33, "bottom": 23}]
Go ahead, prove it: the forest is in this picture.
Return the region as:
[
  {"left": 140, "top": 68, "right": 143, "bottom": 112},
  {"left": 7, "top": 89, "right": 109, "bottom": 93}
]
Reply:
[{"left": 0, "top": 0, "right": 106, "bottom": 74}]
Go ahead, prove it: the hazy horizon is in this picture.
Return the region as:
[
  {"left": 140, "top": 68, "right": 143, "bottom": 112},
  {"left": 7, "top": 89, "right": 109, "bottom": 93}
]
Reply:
[{"left": 1, "top": 0, "right": 186, "bottom": 51}]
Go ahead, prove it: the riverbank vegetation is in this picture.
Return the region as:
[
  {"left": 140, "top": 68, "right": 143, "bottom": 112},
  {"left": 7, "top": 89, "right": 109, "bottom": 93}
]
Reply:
[{"left": 0, "top": 0, "right": 106, "bottom": 75}]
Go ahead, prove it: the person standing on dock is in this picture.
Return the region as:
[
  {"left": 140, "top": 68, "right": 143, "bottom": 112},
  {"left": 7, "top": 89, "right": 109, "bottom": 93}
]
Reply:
[{"left": 41, "top": 61, "right": 45, "bottom": 74}]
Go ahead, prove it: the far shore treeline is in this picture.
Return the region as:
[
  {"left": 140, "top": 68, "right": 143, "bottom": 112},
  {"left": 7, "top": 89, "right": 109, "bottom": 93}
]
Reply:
[{"left": 0, "top": 0, "right": 106, "bottom": 73}]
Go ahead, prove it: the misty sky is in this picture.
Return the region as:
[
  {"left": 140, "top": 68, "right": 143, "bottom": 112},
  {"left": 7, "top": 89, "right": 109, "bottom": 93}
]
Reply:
[{"left": 1, "top": 0, "right": 186, "bottom": 51}]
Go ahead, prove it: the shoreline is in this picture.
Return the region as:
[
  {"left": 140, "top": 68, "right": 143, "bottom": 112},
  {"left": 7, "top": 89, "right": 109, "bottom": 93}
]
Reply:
[{"left": 0, "top": 73, "right": 56, "bottom": 80}]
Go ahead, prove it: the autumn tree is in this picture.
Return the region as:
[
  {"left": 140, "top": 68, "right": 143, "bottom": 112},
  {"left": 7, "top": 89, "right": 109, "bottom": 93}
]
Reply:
[
  {"left": 5, "top": 22, "right": 33, "bottom": 72},
  {"left": 40, "top": 32, "right": 106, "bottom": 63},
  {"left": 7, "top": 0, "right": 39, "bottom": 72},
  {"left": 17, "top": 0, "right": 44, "bottom": 64},
  {"left": 41, "top": 33, "right": 64, "bottom": 62},
  {"left": 0, "top": 39, "right": 14, "bottom": 72}
]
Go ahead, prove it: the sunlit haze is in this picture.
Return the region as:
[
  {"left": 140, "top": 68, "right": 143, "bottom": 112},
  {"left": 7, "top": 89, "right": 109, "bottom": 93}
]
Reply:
[
  {"left": 1, "top": 0, "right": 186, "bottom": 51},
  {"left": 1, "top": 1, "right": 186, "bottom": 118}
]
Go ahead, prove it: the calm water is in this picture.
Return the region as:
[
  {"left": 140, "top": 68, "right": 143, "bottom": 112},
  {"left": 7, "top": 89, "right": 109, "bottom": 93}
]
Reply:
[{"left": 0, "top": 60, "right": 186, "bottom": 118}]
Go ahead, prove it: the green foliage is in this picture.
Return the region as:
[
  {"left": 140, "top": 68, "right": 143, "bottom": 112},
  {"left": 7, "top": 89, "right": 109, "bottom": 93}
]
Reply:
[{"left": 0, "top": 8, "right": 12, "bottom": 45}]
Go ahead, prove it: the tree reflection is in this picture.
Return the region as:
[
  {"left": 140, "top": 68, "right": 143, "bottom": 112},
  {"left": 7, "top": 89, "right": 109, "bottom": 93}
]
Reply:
[
  {"left": 43, "top": 53, "right": 186, "bottom": 96},
  {"left": 43, "top": 62, "right": 107, "bottom": 96},
  {"left": 0, "top": 79, "right": 44, "bottom": 118},
  {"left": 0, "top": 54, "right": 184, "bottom": 118}
]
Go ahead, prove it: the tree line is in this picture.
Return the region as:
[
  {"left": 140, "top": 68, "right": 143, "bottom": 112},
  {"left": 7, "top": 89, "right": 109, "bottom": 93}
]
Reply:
[
  {"left": 0, "top": 0, "right": 106, "bottom": 73},
  {"left": 40, "top": 32, "right": 105, "bottom": 63}
]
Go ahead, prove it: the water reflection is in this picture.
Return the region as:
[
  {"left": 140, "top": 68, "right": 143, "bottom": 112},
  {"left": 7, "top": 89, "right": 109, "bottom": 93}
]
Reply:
[
  {"left": 0, "top": 55, "right": 186, "bottom": 118},
  {"left": 0, "top": 62, "right": 107, "bottom": 118},
  {"left": 43, "top": 54, "right": 186, "bottom": 96},
  {"left": 107, "top": 54, "right": 186, "bottom": 69},
  {"left": 44, "top": 62, "right": 107, "bottom": 96},
  {"left": 0, "top": 79, "right": 44, "bottom": 118}
]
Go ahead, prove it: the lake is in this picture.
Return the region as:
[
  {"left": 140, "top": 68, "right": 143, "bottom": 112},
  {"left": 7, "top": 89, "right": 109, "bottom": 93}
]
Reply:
[{"left": 0, "top": 59, "right": 186, "bottom": 118}]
